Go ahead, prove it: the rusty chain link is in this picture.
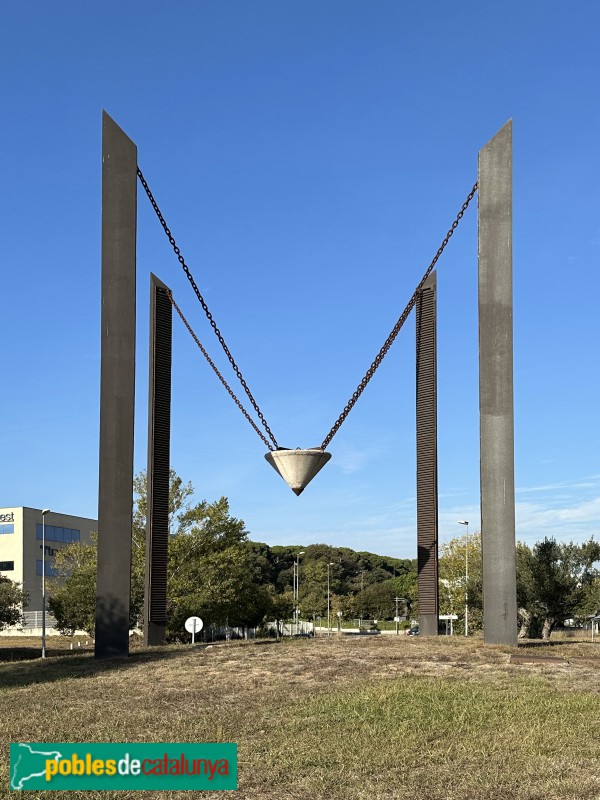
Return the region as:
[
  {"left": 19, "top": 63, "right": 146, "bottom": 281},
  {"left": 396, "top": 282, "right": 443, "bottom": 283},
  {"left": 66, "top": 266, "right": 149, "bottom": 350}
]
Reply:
[
  {"left": 167, "top": 291, "right": 275, "bottom": 450},
  {"left": 320, "top": 182, "right": 478, "bottom": 450},
  {"left": 137, "top": 167, "right": 279, "bottom": 450}
]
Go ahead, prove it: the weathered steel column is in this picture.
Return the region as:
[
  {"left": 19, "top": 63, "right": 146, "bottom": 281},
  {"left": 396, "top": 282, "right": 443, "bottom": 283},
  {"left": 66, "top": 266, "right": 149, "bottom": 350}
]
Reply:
[
  {"left": 416, "top": 270, "right": 439, "bottom": 636},
  {"left": 478, "top": 120, "right": 518, "bottom": 645},
  {"left": 144, "top": 274, "right": 173, "bottom": 646},
  {"left": 95, "top": 112, "right": 137, "bottom": 659}
]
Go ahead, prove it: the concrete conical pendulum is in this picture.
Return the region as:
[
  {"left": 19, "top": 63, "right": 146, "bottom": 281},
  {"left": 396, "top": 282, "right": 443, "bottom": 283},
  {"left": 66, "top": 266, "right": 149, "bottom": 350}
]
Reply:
[{"left": 265, "top": 449, "right": 332, "bottom": 495}]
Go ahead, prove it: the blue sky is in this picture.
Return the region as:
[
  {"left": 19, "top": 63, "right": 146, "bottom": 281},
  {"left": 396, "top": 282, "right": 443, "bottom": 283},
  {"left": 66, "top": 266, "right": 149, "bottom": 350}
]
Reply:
[{"left": 1, "top": 3, "right": 598, "bottom": 558}]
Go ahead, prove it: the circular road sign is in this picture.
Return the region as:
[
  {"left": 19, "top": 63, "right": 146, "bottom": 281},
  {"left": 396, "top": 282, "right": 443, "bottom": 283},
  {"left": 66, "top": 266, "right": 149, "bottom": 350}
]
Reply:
[{"left": 185, "top": 616, "right": 204, "bottom": 634}]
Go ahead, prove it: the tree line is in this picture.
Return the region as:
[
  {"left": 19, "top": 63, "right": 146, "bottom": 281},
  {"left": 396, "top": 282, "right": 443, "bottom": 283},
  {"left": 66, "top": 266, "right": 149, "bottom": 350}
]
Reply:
[
  {"left": 45, "top": 471, "right": 417, "bottom": 640},
  {"left": 440, "top": 533, "right": 600, "bottom": 638},
  {"left": 0, "top": 470, "right": 598, "bottom": 640}
]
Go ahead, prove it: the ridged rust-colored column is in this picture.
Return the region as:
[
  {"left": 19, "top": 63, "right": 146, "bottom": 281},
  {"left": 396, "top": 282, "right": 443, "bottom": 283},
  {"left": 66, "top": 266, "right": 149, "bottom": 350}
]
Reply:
[
  {"left": 144, "top": 274, "right": 173, "bottom": 646},
  {"left": 416, "top": 270, "right": 439, "bottom": 636}
]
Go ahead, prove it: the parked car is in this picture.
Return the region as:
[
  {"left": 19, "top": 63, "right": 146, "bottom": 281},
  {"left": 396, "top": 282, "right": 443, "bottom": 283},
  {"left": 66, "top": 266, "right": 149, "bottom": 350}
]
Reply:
[{"left": 407, "top": 626, "right": 420, "bottom": 636}]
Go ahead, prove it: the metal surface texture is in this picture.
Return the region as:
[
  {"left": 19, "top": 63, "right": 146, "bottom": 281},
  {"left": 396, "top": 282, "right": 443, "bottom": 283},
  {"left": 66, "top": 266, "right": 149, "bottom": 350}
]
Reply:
[
  {"left": 137, "top": 168, "right": 279, "bottom": 451},
  {"left": 478, "top": 120, "right": 518, "bottom": 646},
  {"left": 320, "top": 184, "right": 477, "bottom": 450},
  {"left": 95, "top": 112, "right": 137, "bottom": 659},
  {"left": 415, "top": 271, "right": 439, "bottom": 637},
  {"left": 144, "top": 274, "right": 173, "bottom": 646},
  {"left": 265, "top": 449, "right": 332, "bottom": 495}
]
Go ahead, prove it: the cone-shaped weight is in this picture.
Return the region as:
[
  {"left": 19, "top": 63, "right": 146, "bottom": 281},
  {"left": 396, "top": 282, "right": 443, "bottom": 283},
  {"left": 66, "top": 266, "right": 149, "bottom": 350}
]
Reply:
[{"left": 265, "top": 448, "right": 332, "bottom": 495}]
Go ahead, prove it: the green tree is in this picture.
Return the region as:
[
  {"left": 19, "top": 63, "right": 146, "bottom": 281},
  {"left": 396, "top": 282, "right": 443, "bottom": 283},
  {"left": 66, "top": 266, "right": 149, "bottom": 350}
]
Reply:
[
  {"left": 357, "top": 576, "right": 416, "bottom": 620},
  {"left": 133, "top": 469, "right": 196, "bottom": 535},
  {"left": 0, "top": 576, "right": 27, "bottom": 631},
  {"left": 48, "top": 536, "right": 98, "bottom": 635},
  {"left": 516, "top": 541, "right": 538, "bottom": 638},
  {"left": 525, "top": 538, "right": 577, "bottom": 639},
  {"left": 518, "top": 537, "right": 600, "bottom": 639},
  {"left": 44, "top": 468, "right": 428, "bottom": 640},
  {"left": 269, "top": 544, "right": 416, "bottom": 603},
  {"left": 131, "top": 468, "right": 201, "bottom": 624},
  {"left": 268, "top": 588, "right": 294, "bottom": 636},
  {"left": 577, "top": 579, "right": 600, "bottom": 623},
  {"left": 163, "top": 495, "right": 273, "bottom": 638},
  {"left": 439, "top": 533, "right": 482, "bottom": 634},
  {"left": 47, "top": 472, "right": 273, "bottom": 639},
  {"left": 572, "top": 538, "right": 600, "bottom": 624},
  {"left": 298, "top": 559, "right": 329, "bottom": 617},
  {"left": 243, "top": 541, "right": 278, "bottom": 587}
]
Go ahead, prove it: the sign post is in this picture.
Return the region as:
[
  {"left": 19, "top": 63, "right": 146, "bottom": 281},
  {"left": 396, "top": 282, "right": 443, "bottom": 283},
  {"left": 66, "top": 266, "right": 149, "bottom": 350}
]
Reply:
[{"left": 184, "top": 616, "right": 204, "bottom": 645}]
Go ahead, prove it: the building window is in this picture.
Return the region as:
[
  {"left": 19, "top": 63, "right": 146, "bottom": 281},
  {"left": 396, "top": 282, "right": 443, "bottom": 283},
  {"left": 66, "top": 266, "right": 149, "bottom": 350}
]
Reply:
[
  {"left": 0, "top": 561, "right": 14, "bottom": 571},
  {"left": 35, "top": 560, "right": 58, "bottom": 577},
  {"left": 0, "top": 524, "right": 14, "bottom": 534},
  {"left": 35, "top": 524, "right": 81, "bottom": 544}
]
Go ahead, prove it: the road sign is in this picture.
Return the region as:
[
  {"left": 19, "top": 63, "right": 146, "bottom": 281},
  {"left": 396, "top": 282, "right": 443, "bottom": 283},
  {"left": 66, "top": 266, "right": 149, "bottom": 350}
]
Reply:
[
  {"left": 184, "top": 616, "right": 204, "bottom": 644},
  {"left": 185, "top": 616, "right": 203, "bottom": 633}
]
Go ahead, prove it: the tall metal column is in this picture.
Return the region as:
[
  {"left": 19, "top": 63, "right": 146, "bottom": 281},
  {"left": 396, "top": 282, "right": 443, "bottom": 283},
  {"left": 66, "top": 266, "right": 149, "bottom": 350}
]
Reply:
[
  {"left": 95, "top": 112, "right": 137, "bottom": 659},
  {"left": 144, "top": 274, "right": 173, "bottom": 646},
  {"left": 478, "top": 120, "right": 517, "bottom": 645},
  {"left": 416, "top": 270, "right": 439, "bottom": 636}
]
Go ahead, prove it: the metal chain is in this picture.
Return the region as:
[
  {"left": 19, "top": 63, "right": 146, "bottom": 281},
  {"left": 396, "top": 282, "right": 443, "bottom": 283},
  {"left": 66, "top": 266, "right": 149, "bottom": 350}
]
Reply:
[
  {"left": 320, "top": 182, "right": 478, "bottom": 450},
  {"left": 168, "top": 290, "right": 275, "bottom": 451},
  {"left": 137, "top": 167, "right": 279, "bottom": 450},
  {"left": 138, "top": 166, "right": 476, "bottom": 453}
]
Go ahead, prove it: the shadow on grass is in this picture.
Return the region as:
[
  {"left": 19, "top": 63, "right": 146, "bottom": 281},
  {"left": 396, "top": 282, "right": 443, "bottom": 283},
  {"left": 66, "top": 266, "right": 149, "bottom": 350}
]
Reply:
[
  {"left": 517, "top": 639, "right": 597, "bottom": 649},
  {"left": 0, "top": 645, "right": 94, "bottom": 662},
  {"left": 0, "top": 638, "right": 282, "bottom": 689}
]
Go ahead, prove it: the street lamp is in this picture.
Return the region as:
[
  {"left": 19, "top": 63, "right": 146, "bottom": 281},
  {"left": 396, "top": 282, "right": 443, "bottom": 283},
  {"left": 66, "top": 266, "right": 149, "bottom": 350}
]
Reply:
[
  {"left": 327, "top": 562, "right": 334, "bottom": 636},
  {"left": 294, "top": 551, "right": 305, "bottom": 634},
  {"left": 41, "top": 508, "right": 50, "bottom": 658},
  {"left": 359, "top": 570, "right": 365, "bottom": 630},
  {"left": 458, "top": 520, "right": 469, "bottom": 637},
  {"left": 394, "top": 597, "right": 407, "bottom": 636}
]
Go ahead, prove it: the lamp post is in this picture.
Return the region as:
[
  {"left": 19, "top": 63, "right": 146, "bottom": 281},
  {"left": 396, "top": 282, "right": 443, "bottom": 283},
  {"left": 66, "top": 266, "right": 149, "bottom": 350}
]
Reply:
[
  {"left": 327, "top": 562, "right": 334, "bottom": 636},
  {"left": 294, "top": 551, "right": 305, "bottom": 634},
  {"left": 394, "top": 597, "right": 406, "bottom": 636},
  {"left": 293, "top": 557, "right": 297, "bottom": 633},
  {"left": 41, "top": 508, "right": 50, "bottom": 658},
  {"left": 458, "top": 520, "right": 469, "bottom": 637},
  {"left": 359, "top": 570, "right": 365, "bottom": 630}
]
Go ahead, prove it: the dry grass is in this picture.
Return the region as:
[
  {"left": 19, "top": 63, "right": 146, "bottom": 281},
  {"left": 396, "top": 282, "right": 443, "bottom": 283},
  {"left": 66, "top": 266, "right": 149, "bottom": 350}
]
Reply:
[{"left": 1, "top": 635, "right": 600, "bottom": 799}]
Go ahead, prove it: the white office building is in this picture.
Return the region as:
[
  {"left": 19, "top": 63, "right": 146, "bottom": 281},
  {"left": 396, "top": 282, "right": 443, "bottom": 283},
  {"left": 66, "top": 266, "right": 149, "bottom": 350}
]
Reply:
[{"left": 0, "top": 507, "right": 97, "bottom": 634}]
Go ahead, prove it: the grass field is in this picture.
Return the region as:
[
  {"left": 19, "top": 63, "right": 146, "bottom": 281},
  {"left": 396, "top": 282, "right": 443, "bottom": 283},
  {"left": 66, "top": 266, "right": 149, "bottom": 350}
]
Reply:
[{"left": 1, "top": 634, "right": 600, "bottom": 799}]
